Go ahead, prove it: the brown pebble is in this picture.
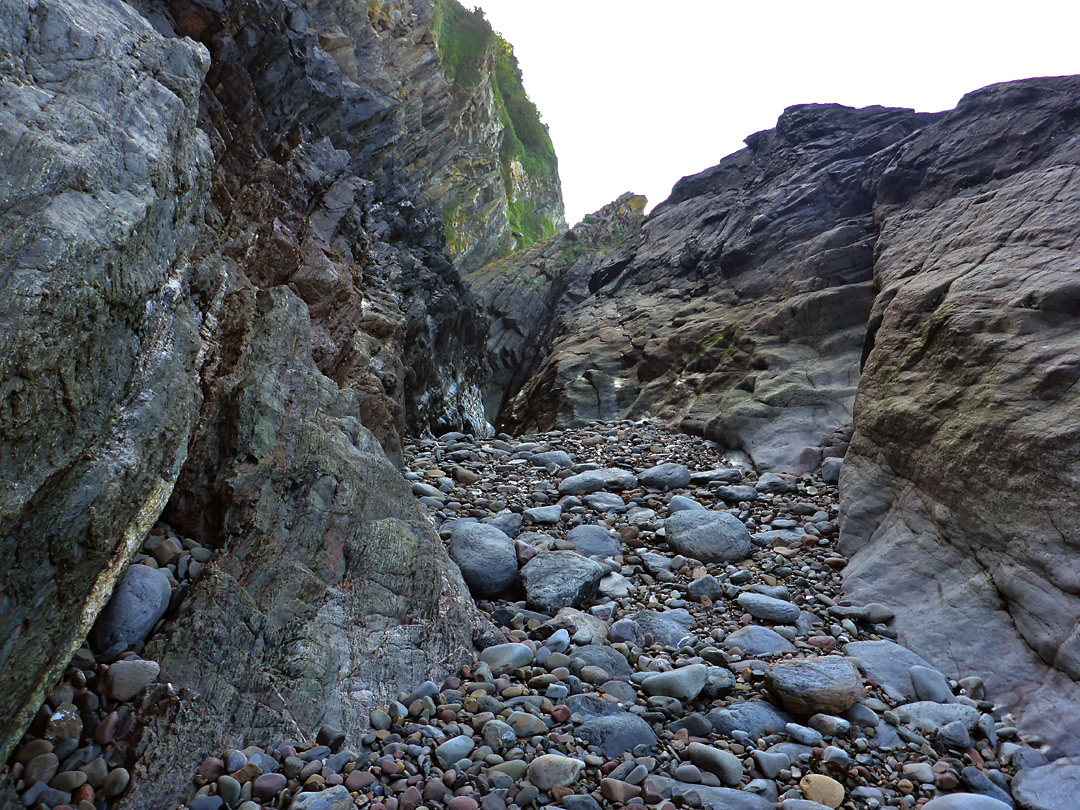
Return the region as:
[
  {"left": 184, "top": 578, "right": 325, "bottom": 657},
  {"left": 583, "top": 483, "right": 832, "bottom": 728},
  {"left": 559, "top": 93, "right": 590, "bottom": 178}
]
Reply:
[
  {"left": 398, "top": 785, "right": 422, "bottom": 810},
  {"left": 935, "top": 771, "right": 960, "bottom": 790},
  {"left": 551, "top": 705, "right": 571, "bottom": 723},
  {"left": 346, "top": 770, "right": 376, "bottom": 790},
  {"left": 600, "top": 778, "right": 641, "bottom": 803},
  {"left": 93, "top": 712, "right": 119, "bottom": 746}
]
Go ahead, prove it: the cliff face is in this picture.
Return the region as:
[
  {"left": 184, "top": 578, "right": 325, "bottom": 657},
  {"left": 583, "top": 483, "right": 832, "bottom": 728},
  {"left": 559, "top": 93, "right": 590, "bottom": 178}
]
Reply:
[
  {"left": 496, "top": 105, "right": 936, "bottom": 472},
  {"left": 839, "top": 76, "right": 1080, "bottom": 756},
  {"left": 0, "top": 0, "right": 568, "bottom": 786}
]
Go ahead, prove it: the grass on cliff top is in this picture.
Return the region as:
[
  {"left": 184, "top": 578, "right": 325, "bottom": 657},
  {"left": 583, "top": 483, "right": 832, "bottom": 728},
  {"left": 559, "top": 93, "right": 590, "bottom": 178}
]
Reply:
[{"left": 432, "top": 0, "right": 557, "bottom": 181}]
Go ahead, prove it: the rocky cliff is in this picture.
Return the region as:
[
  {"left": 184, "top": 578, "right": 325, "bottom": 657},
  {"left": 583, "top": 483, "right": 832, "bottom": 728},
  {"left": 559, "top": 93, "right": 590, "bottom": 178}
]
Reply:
[
  {"left": 0, "top": 0, "right": 565, "bottom": 795},
  {"left": 839, "top": 76, "right": 1080, "bottom": 757},
  {"left": 491, "top": 105, "right": 937, "bottom": 472}
]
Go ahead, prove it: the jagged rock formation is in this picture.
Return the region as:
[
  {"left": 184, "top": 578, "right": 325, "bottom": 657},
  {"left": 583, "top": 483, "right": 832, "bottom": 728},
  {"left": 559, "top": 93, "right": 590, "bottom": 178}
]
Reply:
[
  {"left": 467, "top": 193, "right": 647, "bottom": 421},
  {"left": 495, "top": 105, "right": 937, "bottom": 472},
  {"left": 839, "top": 76, "right": 1080, "bottom": 757},
  {"left": 0, "top": 0, "right": 568, "bottom": 790}
]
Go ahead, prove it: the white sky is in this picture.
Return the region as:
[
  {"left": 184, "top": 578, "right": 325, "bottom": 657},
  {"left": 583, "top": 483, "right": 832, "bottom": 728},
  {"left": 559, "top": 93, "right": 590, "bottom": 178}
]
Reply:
[{"left": 473, "top": 0, "right": 1080, "bottom": 226}]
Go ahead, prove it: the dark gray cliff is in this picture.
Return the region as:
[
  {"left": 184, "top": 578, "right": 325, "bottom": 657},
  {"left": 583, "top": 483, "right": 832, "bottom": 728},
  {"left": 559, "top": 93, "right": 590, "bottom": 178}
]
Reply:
[
  {"left": 840, "top": 76, "right": 1080, "bottom": 757},
  {"left": 0, "top": 0, "right": 561, "bottom": 793},
  {"left": 499, "top": 105, "right": 937, "bottom": 472}
]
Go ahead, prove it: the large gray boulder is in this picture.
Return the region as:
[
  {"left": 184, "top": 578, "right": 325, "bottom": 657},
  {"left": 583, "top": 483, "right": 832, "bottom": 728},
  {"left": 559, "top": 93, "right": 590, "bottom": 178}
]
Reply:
[
  {"left": 520, "top": 551, "right": 606, "bottom": 613},
  {"left": 558, "top": 467, "right": 638, "bottom": 496},
  {"left": 89, "top": 565, "right": 173, "bottom": 654},
  {"left": 566, "top": 524, "right": 621, "bottom": 559},
  {"left": 449, "top": 522, "right": 519, "bottom": 597},
  {"left": 664, "top": 510, "right": 751, "bottom": 563}
]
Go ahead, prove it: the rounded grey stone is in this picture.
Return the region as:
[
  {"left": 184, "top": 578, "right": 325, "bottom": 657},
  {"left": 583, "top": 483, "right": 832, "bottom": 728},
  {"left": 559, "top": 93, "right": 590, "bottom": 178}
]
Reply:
[
  {"left": 566, "top": 524, "right": 621, "bottom": 559},
  {"left": 449, "top": 522, "right": 518, "bottom": 597},
  {"left": 922, "top": 795, "right": 1013, "bottom": 810},
  {"left": 639, "top": 462, "right": 691, "bottom": 491},
  {"left": 664, "top": 510, "right": 751, "bottom": 563},
  {"left": 736, "top": 592, "right": 801, "bottom": 624},
  {"left": 765, "top": 656, "right": 862, "bottom": 715},
  {"left": 642, "top": 664, "right": 709, "bottom": 701},
  {"left": 89, "top": 564, "right": 172, "bottom": 653}
]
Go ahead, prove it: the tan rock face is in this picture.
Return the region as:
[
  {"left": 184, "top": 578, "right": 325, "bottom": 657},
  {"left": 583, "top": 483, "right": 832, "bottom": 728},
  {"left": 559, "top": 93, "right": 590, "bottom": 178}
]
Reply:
[{"left": 840, "top": 76, "right": 1080, "bottom": 757}]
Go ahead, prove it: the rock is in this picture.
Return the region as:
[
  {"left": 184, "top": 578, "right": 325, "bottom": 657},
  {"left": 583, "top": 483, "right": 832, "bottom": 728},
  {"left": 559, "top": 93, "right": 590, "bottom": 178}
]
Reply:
[
  {"left": 527, "top": 755, "right": 584, "bottom": 790},
  {"left": 843, "top": 640, "right": 933, "bottom": 702},
  {"left": 435, "top": 736, "right": 475, "bottom": 768},
  {"left": 103, "top": 767, "right": 130, "bottom": 798},
  {"left": 571, "top": 646, "right": 634, "bottom": 680},
  {"left": 583, "top": 491, "right": 628, "bottom": 513},
  {"left": 893, "top": 702, "right": 981, "bottom": 734},
  {"left": 25, "top": 753, "right": 60, "bottom": 785},
  {"left": 820, "top": 457, "right": 842, "bottom": 484},
  {"left": 449, "top": 522, "right": 519, "bottom": 597},
  {"left": 289, "top": 786, "right": 355, "bottom": 810},
  {"left": 756, "top": 473, "right": 797, "bottom": 495},
  {"left": 482, "top": 719, "right": 516, "bottom": 750},
  {"left": 523, "top": 505, "right": 563, "bottom": 524},
  {"left": 736, "top": 593, "right": 801, "bottom": 624},
  {"left": 765, "top": 657, "right": 862, "bottom": 714},
  {"left": 639, "top": 463, "right": 691, "bottom": 491},
  {"left": 664, "top": 511, "right": 752, "bottom": 563},
  {"left": 688, "top": 575, "right": 722, "bottom": 602},
  {"left": 686, "top": 742, "right": 743, "bottom": 786},
  {"left": 669, "top": 495, "right": 706, "bottom": 512},
  {"left": 89, "top": 565, "right": 173, "bottom": 654},
  {"left": 531, "top": 451, "right": 573, "bottom": 468},
  {"left": 723, "top": 626, "right": 797, "bottom": 656},
  {"left": 576, "top": 713, "right": 657, "bottom": 757},
  {"left": 520, "top": 551, "right": 606, "bottom": 613},
  {"left": 565, "top": 525, "right": 621, "bottom": 559},
  {"left": 910, "top": 665, "right": 956, "bottom": 703},
  {"left": 252, "top": 773, "right": 288, "bottom": 800},
  {"left": 923, "top": 796, "right": 1013, "bottom": 810},
  {"left": 102, "top": 659, "right": 160, "bottom": 702},
  {"left": 642, "top": 664, "right": 710, "bottom": 701},
  {"left": 630, "top": 609, "right": 696, "bottom": 648},
  {"left": 557, "top": 468, "right": 637, "bottom": 495},
  {"left": 799, "top": 774, "right": 844, "bottom": 808},
  {"left": 1012, "top": 757, "right": 1080, "bottom": 810},
  {"left": 667, "top": 781, "right": 774, "bottom": 810},
  {"left": 707, "top": 701, "right": 792, "bottom": 740},
  {"left": 479, "top": 643, "right": 534, "bottom": 672}
]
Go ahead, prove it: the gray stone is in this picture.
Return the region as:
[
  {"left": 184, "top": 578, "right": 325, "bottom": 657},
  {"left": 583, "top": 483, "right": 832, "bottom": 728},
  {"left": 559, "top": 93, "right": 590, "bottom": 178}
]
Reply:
[
  {"left": 561, "top": 694, "right": 627, "bottom": 718},
  {"left": 482, "top": 511, "right": 523, "bottom": 538},
  {"left": 669, "top": 780, "right": 774, "bottom": 810},
  {"left": 524, "top": 505, "right": 563, "bottom": 524},
  {"left": 723, "top": 625, "right": 797, "bottom": 656},
  {"left": 520, "top": 551, "right": 606, "bottom": 613},
  {"left": 737, "top": 592, "right": 800, "bottom": 624},
  {"left": 630, "top": 609, "right": 696, "bottom": 648},
  {"left": 571, "top": 646, "right": 634, "bottom": 680},
  {"left": 786, "top": 722, "right": 823, "bottom": 746},
  {"left": 780, "top": 801, "right": 835, "bottom": 810},
  {"left": 642, "top": 664, "right": 709, "bottom": 701},
  {"left": 449, "top": 522, "right": 518, "bottom": 597},
  {"left": 701, "top": 667, "right": 737, "bottom": 699},
  {"left": 531, "top": 451, "right": 573, "bottom": 468},
  {"left": 752, "top": 749, "right": 790, "bottom": 778},
  {"left": 688, "top": 575, "right": 722, "bottom": 602},
  {"left": 482, "top": 719, "right": 516, "bottom": 750},
  {"left": 435, "top": 736, "right": 475, "bottom": 768},
  {"left": 765, "top": 656, "right": 862, "bottom": 715},
  {"left": 479, "top": 643, "right": 534, "bottom": 672},
  {"left": 669, "top": 495, "right": 706, "bottom": 512},
  {"left": 583, "top": 492, "right": 628, "bottom": 513},
  {"left": 707, "top": 701, "right": 792, "bottom": 740},
  {"left": 922, "top": 796, "right": 1012, "bottom": 810},
  {"left": 576, "top": 713, "right": 657, "bottom": 757},
  {"left": 687, "top": 742, "right": 743, "bottom": 786},
  {"left": 90, "top": 565, "right": 173, "bottom": 654},
  {"left": 820, "top": 457, "right": 842, "bottom": 484},
  {"left": 289, "top": 786, "right": 355, "bottom": 810},
  {"left": 600, "top": 572, "right": 632, "bottom": 599},
  {"left": 566, "top": 525, "right": 621, "bottom": 559},
  {"left": 664, "top": 511, "right": 752, "bottom": 563},
  {"left": 558, "top": 468, "right": 637, "bottom": 496},
  {"left": 894, "top": 702, "right": 981, "bottom": 734},
  {"left": 1012, "top": 757, "right": 1080, "bottom": 810},
  {"left": 910, "top": 665, "right": 955, "bottom": 703},
  {"left": 715, "top": 485, "right": 760, "bottom": 502},
  {"left": 755, "top": 473, "right": 797, "bottom": 494},
  {"left": 639, "top": 463, "right": 691, "bottom": 491},
  {"left": 843, "top": 640, "right": 933, "bottom": 701},
  {"left": 103, "top": 659, "right": 160, "bottom": 702}
]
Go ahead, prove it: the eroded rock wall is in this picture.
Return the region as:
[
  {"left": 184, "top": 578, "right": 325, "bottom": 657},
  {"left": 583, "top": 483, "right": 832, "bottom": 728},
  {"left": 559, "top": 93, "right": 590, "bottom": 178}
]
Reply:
[
  {"left": 0, "top": 0, "right": 210, "bottom": 763},
  {"left": 500, "top": 105, "right": 936, "bottom": 472},
  {"left": 839, "top": 76, "right": 1080, "bottom": 757}
]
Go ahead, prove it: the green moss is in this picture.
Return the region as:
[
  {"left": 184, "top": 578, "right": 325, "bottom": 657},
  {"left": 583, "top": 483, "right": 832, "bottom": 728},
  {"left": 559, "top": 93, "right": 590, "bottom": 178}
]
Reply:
[
  {"left": 431, "top": 0, "right": 494, "bottom": 86},
  {"left": 491, "top": 37, "right": 557, "bottom": 179},
  {"left": 507, "top": 196, "right": 559, "bottom": 247}
]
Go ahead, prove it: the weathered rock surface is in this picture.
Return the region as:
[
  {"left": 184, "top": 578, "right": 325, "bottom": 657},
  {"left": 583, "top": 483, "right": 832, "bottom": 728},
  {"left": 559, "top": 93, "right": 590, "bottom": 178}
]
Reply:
[
  {"left": 499, "top": 105, "right": 936, "bottom": 472},
  {"left": 0, "top": 0, "right": 209, "bottom": 761},
  {"left": 840, "top": 76, "right": 1080, "bottom": 756}
]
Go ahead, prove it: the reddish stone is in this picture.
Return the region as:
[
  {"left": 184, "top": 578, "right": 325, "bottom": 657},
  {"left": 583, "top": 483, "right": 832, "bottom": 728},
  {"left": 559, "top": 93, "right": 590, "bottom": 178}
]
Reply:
[
  {"left": 345, "top": 770, "right": 375, "bottom": 791},
  {"left": 600, "top": 761, "right": 618, "bottom": 776},
  {"left": 550, "top": 705, "right": 571, "bottom": 723},
  {"left": 398, "top": 785, "right": 422, "bottom": 810},
  {"left": 197, "top": 756, "right": 225, "bottom": 782},
  {"left": 93, "top": 712, "right": 119, "bottom": 746},
  {"left": 448, "top": 797, "right": 478, "bottom": 810},
  {"left": 935, "top": 771, "right": 961, "bottom": 790}
]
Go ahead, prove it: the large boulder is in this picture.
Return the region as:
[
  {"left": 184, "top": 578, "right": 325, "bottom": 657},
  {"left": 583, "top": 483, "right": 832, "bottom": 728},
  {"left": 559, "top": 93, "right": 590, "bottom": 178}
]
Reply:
[
  {"left": 558, "top": 468, "right": 638, "bottom": 496},
  {"left": 765, "top": 657, "right": 862, "bottom": 715},
  {"left": 664, "top": 511, "right": 752, "bottom": 563},
  {"left": 449, "top": 523, "right": 519, "bottom": 597},
  {"left": 520, "top": 551, "right": 606, "bottom": 613},
  {"left": 566, "top": 525, "right": 621, "bottom": 559},
  {"left": 89, "top": 565, "right": 173, "bottom": 655}
]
